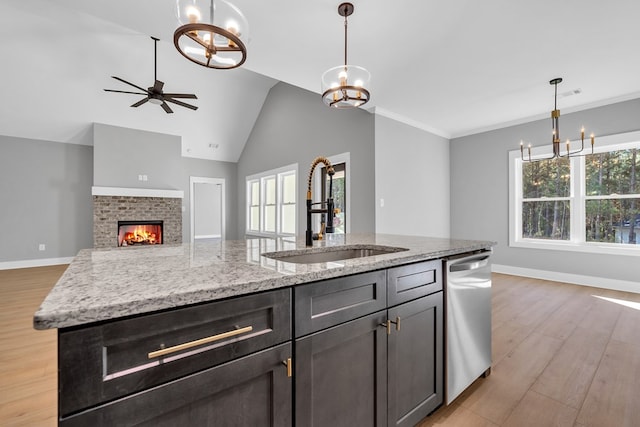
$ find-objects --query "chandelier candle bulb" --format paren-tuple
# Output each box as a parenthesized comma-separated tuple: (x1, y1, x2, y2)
(566, 139, 570, 154)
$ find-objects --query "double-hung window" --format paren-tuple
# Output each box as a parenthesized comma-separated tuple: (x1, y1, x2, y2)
(510, 131, 640, 255)
(246, 164, 298, 237)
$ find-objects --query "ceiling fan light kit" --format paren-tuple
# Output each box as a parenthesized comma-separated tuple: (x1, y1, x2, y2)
(174, 0, 249, 69)
(104, 36, 198, 113)
(520, 77, 595, 162)
(321, 2, 371, 109)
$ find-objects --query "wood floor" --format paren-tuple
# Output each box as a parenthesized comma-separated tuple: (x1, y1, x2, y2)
(421, 273, 640, 427)
(0, 265, 65, 427)
(1, 267, 639, 426)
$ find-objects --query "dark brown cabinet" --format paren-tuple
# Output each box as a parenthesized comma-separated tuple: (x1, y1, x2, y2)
(57, 260, 443, 426)
(58, 288, 292, 426)
(387, 292, 443, 427)
(295, 311, 389, 427)
(294, 261, 443, 427)
(60, 343, 292, 427)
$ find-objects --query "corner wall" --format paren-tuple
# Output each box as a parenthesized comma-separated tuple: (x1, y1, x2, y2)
(94, 123, 238, 241)
(374, 115, 450, 237)
(237, 82, 376, 237)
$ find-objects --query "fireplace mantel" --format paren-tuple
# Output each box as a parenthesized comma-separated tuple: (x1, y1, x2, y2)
(92, 186, 184, 199)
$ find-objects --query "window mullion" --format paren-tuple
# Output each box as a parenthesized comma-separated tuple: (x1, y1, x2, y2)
(572, 156, 585, 243)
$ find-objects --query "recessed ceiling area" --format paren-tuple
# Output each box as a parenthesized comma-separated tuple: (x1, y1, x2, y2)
(2, 0, 640, 161)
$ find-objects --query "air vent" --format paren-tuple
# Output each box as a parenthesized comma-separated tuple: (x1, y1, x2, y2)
(558, 88, 582, 98)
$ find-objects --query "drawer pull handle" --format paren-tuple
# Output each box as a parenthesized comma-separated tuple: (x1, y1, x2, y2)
(282, 357, 293, 377)
(148, 325, 254, 359)
(393, 316, 401, 331)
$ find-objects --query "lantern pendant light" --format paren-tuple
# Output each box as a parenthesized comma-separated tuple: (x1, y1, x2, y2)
(174, 0, 249, 69)
(321, 2, 371, 108)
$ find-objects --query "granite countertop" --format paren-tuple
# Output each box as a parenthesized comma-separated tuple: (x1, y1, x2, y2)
(33, 233, 494, 330)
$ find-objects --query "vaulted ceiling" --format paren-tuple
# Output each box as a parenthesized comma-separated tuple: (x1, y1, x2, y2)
(2, 0, 640, 162)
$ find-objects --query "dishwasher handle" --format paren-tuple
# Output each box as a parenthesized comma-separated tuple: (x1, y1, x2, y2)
(449, 255, 490, 272)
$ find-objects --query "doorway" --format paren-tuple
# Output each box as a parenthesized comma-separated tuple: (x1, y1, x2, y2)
(190, 177, 225, 244)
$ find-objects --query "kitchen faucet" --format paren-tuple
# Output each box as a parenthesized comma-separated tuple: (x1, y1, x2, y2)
(306, 156, 336, 247)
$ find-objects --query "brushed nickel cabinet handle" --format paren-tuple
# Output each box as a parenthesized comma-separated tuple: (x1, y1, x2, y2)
(148, 325, 254, 359)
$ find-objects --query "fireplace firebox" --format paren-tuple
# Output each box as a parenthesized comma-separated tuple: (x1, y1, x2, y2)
(117, 220, 163, 247)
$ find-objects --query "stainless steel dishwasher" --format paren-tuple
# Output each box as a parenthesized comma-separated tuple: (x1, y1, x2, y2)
(445, 249, 492, 405)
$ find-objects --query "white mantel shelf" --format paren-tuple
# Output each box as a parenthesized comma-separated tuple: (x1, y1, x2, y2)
(92, 186, 184, 199)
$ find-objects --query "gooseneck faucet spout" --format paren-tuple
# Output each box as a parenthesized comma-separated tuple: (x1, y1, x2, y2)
(306, 156, 336, 247)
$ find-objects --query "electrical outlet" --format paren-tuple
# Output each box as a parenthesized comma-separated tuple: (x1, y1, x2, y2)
(38, 243, 46, 251)
(380, 198, 385, 207)
(138, 174, 143, 181)
(143, 175, 148, 181)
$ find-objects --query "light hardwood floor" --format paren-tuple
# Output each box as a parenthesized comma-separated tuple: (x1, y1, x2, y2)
(0, 265, 64, 427)
(1, 267, 639, 426)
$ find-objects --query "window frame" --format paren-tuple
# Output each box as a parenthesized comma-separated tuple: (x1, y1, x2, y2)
(246, 164, 298, 238)
(509, 130, 640, 256)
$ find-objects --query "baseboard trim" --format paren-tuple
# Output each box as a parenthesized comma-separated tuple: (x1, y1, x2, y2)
(195, 234, 222, 239)
(0, 257, 73, 270)
(492, 264, 640, 294)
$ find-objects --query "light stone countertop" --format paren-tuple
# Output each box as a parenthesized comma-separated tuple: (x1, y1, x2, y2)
(33, 233, 494, 330)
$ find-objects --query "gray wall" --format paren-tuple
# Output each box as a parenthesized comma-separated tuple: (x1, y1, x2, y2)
(0, 135, 93, 262)
(375, 115, 450, 237)
(94, 123, 238, 241)
(94, 123, 182, 189)
(237, 82, 376, 237)
(450, 98, 640, 283)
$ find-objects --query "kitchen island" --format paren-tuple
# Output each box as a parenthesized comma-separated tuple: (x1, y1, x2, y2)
(35, 233, 494, 427)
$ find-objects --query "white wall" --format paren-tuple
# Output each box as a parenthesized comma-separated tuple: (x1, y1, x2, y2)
(374, 115, 450, 237)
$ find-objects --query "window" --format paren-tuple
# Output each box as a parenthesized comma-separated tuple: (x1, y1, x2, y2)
(510, 131, 640, 256)
(246, 164, 298, 237)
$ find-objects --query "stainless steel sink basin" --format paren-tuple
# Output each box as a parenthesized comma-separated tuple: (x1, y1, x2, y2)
(261, 245, 409, 264)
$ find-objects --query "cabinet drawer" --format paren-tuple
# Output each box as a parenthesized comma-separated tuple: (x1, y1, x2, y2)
(387, 260, 442, 307)
(60, 343, 293, 427)
(295, 270, 386, 337)
(59, 288, 291, 416)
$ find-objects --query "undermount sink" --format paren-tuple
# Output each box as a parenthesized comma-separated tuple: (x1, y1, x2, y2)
(261, 245, 409, 264)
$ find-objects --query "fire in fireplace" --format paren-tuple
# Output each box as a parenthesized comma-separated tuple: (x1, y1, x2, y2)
(117, 220, 163, 247)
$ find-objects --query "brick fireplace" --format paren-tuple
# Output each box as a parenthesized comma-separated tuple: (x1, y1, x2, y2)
(92, 187, 183, 248)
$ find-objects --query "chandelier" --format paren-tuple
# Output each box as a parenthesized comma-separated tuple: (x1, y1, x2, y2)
(174, 0, 248, 69)
(520, 78, 595, 162)
(321, 3, 371, 108)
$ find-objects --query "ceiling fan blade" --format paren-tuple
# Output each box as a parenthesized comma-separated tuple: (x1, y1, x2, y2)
(163, 93, 198, 99)
(165, 98, 198, 110)
(153, 80, 164, 93)
(161, 102, 174, 114)
(111, 76, 149, 94)
(104, 89, 148, 96)
(131, 98, 149, 108)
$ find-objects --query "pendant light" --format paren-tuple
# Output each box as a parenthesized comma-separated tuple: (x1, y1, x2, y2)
(321, 2, 371, 108)
(520, 78, 595, 162)
(174, 0, 249, 69)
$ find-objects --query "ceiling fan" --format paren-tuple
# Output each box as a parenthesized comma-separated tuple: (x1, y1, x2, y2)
(104, 36, 198, 113)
